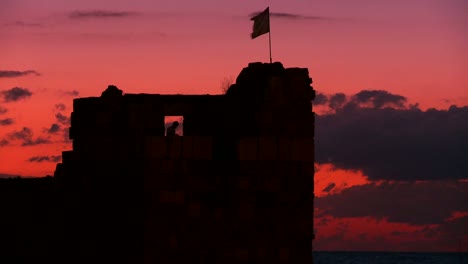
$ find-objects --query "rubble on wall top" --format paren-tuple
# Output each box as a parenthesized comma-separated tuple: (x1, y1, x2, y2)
(73, 62, 314, 114)
(101, 85, 123, 98)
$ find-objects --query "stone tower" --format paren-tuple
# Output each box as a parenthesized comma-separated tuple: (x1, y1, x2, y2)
(54, 62, 315, 263)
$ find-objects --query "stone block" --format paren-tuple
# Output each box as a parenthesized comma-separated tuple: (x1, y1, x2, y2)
(73, 97, 101, 113)
(186, 202, 202, 218)
(76, 137, 128, 161)
(167, 136, 182, 159)
(278, 247, 291, 262)
(144, 159, 162, 178)
(237, 138, 258, 160)
(257, 173, 281, 192)
(238, 203, 255, 222)
(161, 160, 175, 175)
(181, 136, 194, 159)
(159, 190, 184, 205)
(259, 137, 277, 160)
(145, 136, 167, 159)
(192, 137, 212, 160)
(292, 137, 314, 162)
(95, 111, 112, 129)
(62, 150, 75, 165)
(277, 137, 293, 160)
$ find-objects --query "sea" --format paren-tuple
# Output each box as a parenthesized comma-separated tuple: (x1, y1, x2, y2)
(313, 251, 467, 264)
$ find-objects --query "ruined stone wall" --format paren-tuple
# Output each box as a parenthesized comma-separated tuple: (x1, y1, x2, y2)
(143, 136, 313, 263)
(54, 62, 315, 263)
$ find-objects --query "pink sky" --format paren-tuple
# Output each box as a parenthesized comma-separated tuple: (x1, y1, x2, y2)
(0, 0, 467, 252)
(1, 0, 466, 173)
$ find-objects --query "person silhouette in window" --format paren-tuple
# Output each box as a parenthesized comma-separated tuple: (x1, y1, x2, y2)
(166, 121, 179, 136)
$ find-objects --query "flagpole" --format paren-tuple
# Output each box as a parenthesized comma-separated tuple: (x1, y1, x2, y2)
(268, 10, 272, 63)
(269, 32, 272, 63)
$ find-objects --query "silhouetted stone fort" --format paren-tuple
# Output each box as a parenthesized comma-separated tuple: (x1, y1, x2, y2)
(50, 62, 314, 263)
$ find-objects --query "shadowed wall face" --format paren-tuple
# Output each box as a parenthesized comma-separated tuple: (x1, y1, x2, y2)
(54, 62, 315, 263)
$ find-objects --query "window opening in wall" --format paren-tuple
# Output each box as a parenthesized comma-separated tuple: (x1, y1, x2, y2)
(164, 116, 184, 136)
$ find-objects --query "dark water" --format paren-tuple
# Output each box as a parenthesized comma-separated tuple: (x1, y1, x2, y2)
(313, 251, 467, 264)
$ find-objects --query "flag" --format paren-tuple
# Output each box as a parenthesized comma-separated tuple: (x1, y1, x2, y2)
(251, 7, 270, 39)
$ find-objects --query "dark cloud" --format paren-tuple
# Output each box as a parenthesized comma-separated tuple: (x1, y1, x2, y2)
(322, 183, 336, 193)
(0, 106, 7, 114)
(0, 173, 22, 178)
(391, 231, 407, 236)
(63, 127, 71, 142)
(55, 113, 70, 125)
(314, 217, 465, 252)
(0, 118, 14, 126)
(430, 215, 468, 248)
(0, 139, 8, 147)
(0, 117, 13, 125)
(328, 93, 346, 110)
(271, 12, 327, 20)
(46, 123, 61, 134)
(62, 90, 79, 97)
(353, 90, 407, 109)
(8, 127, 50, 146)
(51, 103, 71, 141)
(8, 127, 32, 141)
(3, 21, 42, 27)
(27, 155, 61, 163)
(69, 10, 139, 19)
(316, 181, 468, 225)
(1, 87, 33, 102)
(23, 137, 50, 146)
(313, 92, 328, 105)
(319, 90, 409, 111)
(249, 11, 328, 21)
(0, 70, 40, 78)
(55, 103, 66, 111)
(315, 90, 468, 181)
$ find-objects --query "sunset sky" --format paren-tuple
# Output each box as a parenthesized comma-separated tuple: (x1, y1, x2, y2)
(0, 0, 467, 252)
